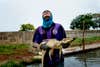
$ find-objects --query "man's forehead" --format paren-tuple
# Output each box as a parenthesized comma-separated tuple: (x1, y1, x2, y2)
(42, 10, 51, 14)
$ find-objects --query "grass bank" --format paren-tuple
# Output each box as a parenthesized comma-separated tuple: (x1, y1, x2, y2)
(71, 36, 100, 47)
(0, 60, 24, 67)
(0, 44, 28, 54)
(0, 44, 35, 67)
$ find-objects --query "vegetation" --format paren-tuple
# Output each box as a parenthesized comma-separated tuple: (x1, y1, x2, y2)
(70, 14, 93, 30)
(19, 23, 35, 31)
(92, 13, 100, 29)
(0, 44, 33, 66)
(0, 44, 28, 54)
(0, 60, 24, 67)
(71, 36, 100, 47)
(70, 13, 100, 30)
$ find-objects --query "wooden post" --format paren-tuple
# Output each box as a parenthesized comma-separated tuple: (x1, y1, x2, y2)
(82, 21, 85, 51)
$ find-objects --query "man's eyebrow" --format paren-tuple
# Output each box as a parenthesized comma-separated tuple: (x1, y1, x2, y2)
(43, 11, 51, 14)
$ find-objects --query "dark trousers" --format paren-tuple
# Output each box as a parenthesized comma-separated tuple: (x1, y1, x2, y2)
(43, 49, 64, 67)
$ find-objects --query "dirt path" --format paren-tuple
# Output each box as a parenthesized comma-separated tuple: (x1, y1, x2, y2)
(0, 49, 34, 65)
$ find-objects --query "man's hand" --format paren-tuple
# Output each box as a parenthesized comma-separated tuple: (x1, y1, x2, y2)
(33, 43, 39, 48)
(40, 41, 50, 50)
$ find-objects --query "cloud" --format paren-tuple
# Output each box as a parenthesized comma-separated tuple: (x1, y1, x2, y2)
(0, 0, 100, 31)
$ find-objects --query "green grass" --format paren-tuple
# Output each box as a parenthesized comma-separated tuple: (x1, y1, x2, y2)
(0, 60, 24, 67)
(0, 44, 28, 54)
(71, 36, 100, 47)
(85, 36, 100, 43)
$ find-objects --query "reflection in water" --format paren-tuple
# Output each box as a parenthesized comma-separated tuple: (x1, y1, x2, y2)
(27, 49, 100, 67)
(27, 63, 41, 67)
(75, 49, 100, 67)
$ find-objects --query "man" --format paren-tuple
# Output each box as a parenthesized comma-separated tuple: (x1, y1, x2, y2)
(33, 10, 66, 67)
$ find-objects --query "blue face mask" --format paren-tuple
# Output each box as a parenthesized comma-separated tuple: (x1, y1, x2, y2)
(42, 14, 53, 28)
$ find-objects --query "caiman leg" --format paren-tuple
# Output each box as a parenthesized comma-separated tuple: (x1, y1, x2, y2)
(42, 50, 46, 67)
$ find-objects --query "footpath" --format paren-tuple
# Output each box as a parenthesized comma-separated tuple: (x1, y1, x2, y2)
(63, 43, 100, 55)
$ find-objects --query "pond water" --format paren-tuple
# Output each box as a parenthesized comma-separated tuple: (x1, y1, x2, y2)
(27, 49, 100, 67)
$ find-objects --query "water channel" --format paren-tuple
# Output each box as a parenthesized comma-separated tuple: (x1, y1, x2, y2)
(27, 49, 100, 67)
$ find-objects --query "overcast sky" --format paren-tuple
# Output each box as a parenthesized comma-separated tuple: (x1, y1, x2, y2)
(0, 0, 100, 32)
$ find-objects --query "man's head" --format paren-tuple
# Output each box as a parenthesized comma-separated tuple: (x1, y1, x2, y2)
(42, 10, 53, 28)
(42, 10, 52, 21)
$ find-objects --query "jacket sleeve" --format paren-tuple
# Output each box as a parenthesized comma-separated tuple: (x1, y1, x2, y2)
(32, 27, 42, 44)
(55, 25, 66, 41)
(56, 25, 71, 48)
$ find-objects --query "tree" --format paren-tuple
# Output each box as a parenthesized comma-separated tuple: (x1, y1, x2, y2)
(91, 17, 100, 29)
(70, 14, 94, 30)
(92, 13, 100, 29)
(19, 23, 35, 31)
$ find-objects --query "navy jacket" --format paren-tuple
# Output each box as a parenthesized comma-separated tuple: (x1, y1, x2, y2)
(33, 23, 66, 44)
(33, 23, 66, 67)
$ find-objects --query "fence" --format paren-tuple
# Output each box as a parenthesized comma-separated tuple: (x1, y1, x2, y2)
(0, 30, 100, 44)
